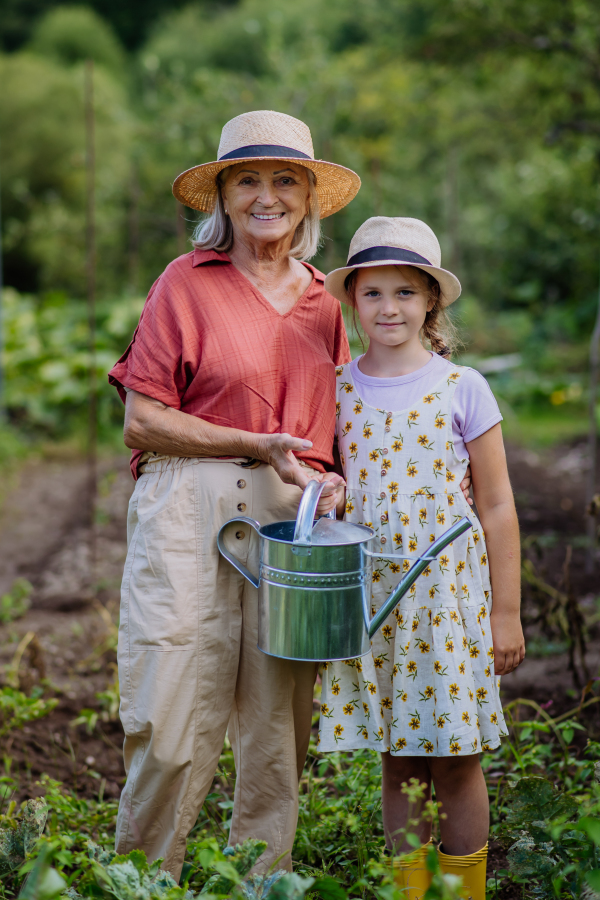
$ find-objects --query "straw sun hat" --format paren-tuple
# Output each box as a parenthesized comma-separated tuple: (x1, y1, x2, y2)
(325, 217, 462, 307)
(172, 110, 361, 219)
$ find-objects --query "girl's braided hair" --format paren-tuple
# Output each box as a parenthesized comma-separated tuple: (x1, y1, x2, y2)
(344, 265, 458, 358)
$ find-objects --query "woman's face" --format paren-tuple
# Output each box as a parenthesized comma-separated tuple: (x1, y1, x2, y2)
(221, 160, 311, 250)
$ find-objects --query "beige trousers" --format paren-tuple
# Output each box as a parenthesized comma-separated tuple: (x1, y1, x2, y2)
(115, 457, 316, 879)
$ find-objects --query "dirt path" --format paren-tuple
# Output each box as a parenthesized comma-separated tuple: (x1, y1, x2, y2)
(0, 441, 598, 805)
(0, 453, 133, 801)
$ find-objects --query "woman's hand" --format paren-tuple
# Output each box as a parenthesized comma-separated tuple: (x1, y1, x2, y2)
(460, 466, 473, 506)
(258, 435, 346, 513)
(490, 611, 526, 675)
(257, 433, 316, 488)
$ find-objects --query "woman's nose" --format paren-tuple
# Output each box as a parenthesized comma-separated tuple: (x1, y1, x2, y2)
(256, 181, 278, 206)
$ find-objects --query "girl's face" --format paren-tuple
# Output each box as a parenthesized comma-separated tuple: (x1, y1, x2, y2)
(354, 265, 433, 348)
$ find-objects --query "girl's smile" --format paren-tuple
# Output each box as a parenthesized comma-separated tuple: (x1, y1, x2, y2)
(354, 265, 434, 377)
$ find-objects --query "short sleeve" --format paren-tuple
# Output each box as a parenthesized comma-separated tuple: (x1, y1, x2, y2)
(108, 271, 191, 408)
(453, 369, 502, 444)
(332, 303, 352, 366)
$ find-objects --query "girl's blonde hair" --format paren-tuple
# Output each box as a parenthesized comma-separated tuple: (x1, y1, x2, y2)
(344, 265, 458, 358)
(192, 165, 322, 261)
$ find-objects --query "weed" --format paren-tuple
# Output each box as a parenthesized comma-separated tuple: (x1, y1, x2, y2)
(0, 686, 57, 740)
(0, 579, 32, 626)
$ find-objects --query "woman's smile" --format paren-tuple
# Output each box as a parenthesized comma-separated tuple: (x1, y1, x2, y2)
(251, 212, 285, 220)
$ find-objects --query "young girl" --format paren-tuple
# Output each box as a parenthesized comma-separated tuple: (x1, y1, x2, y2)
(318, 217, 525, 900)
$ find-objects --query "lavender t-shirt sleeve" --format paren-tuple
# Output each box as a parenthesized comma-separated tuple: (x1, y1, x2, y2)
(451, 368, 502, 459)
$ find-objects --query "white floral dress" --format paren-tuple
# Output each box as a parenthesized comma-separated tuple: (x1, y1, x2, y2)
(318, 362, 508, 757)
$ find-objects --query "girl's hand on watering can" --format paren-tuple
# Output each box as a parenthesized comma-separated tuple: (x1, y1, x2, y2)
(460, 465, 473, 505)
(314, 473, 346, 517)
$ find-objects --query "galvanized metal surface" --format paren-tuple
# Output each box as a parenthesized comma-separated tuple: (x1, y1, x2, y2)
(293, 479, 330, 544)
(216, 485, 473, 661)
(217, 514, 375, 661)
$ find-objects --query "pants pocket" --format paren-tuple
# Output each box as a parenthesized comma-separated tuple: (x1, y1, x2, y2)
(126, 486, 198, 650)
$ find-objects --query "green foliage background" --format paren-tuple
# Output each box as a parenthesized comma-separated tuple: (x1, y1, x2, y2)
(0, 0, 597, 441)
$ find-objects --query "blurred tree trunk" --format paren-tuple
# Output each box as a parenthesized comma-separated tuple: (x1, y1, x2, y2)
(445, 146, 461, 278)
(176, 201, 186, 257)
(128, 165, 140, 294)
(371, 156, 381, 216)
(586, 267, 600, 572)
(85, 59, 97, 572)
(0, 144, 4, 423)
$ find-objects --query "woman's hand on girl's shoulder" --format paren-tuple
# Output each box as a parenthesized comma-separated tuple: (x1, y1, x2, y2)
(490, 610, 526, 675)
(460, 466, 473, 505)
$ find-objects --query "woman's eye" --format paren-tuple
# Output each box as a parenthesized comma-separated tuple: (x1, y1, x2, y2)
(239, 178, 255, 185)
(277, 177, 295, 186)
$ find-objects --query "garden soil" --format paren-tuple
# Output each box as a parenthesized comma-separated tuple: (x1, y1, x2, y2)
(0, 441, 599, 894)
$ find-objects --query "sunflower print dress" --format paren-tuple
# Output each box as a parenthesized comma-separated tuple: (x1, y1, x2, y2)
(318, 362, 508, 757)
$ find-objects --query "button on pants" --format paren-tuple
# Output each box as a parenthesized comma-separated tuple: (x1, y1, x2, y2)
(115, 457, 317, 879)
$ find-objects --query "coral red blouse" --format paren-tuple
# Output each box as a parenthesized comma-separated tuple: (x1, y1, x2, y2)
(108, 249, 351, 479)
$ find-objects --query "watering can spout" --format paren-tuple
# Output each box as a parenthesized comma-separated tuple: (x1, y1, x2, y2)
(365, 517, 473, 639)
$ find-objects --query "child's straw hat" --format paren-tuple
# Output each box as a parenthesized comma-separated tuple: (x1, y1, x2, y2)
(325, 217, 462, 306)
(173, 110, 361, 219)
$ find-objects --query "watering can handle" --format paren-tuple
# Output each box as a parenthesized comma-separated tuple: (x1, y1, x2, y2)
(366, 516, 473, 638)
(293, 480, 335, 544)
(217, 517, 261, 589)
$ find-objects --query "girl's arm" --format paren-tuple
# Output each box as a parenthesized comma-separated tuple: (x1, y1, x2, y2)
(467, 423, 525, 676)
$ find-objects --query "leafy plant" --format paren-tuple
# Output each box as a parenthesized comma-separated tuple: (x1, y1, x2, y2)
(0, 579, 32, 625)
(17, 844, 67, 900)
(67, 842, 191, 900)
(0, 687, 58, 739)
(0, 798, 47, 877)
(500, 775, 600, 898)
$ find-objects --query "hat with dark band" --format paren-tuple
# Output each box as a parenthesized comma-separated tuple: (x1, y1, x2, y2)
(173, 110, 361, 219)
(324, 216, 462, 307)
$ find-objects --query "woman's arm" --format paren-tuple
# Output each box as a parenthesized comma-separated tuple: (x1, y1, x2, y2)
(124, 389, 339, 493)
(467, 423, 525, 676)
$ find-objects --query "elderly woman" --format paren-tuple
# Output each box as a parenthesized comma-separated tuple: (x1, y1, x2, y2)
(108, 111, 361, 879)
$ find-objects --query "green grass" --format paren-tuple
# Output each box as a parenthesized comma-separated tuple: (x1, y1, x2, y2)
(500, 407, 587, 448)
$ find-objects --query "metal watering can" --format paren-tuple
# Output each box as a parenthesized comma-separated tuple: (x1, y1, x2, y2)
(217, 480, 472, 662)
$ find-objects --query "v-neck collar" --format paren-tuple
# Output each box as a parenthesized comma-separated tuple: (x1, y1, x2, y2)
(192, 248, 323, 319)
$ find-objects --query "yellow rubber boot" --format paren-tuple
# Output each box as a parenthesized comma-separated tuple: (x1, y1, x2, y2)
(437, 843, 488, 900)
(391, 842, 432, 899)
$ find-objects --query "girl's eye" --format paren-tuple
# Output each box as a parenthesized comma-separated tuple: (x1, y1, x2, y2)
(365, 291, 380, 298)
(399, 290, 414, 297)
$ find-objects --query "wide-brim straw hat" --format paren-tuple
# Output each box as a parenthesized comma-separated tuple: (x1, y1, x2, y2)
(172, 110, 361, 219)
(325, 217, 462, 306)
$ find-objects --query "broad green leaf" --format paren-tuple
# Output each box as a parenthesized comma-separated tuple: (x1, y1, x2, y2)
(586, 870, 600, 891)
(212, 860, 243, 883)
(578, 817, 600, 846)
(312, 875, 348, 900)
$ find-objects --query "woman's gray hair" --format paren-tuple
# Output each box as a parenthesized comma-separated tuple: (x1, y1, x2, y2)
(191, 166, 322, 261)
